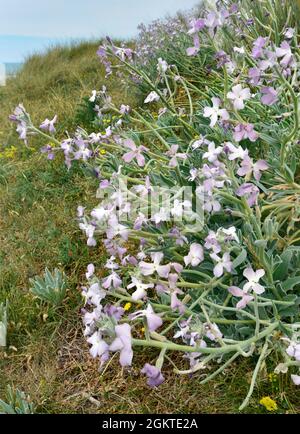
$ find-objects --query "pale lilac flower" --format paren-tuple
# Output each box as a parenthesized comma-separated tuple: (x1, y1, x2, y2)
(139, 252, 171, 278)
(203, 195, 222, 213)
(86, 264, 95, 280)
(224, 142, 248, 160)
(127, 277, 154, 301)
(252, 37, 268, 59)
(109, 324, 133, 367)
(157, 58, 168, 73)
(227, 84, 251, 110)
(204, 231, 221, 254)
(203, 142, 223, 163)
(236, 183, 260, 207)
(40, 115, 57, 134)
(285, 28, 295, 39)
(165, 144, 187, 167)
(204, 323, 223, 341)
(286, 341, 300, 361)
(141, 364, 165, 387)
(237, 156, 269, 181)
(87, 332, 109, 359)
(82, 282, 106, 307)
(120, 104, 131, 114)
(103, 305, 124, 321)
(184, 243, 204, 267)
(243, 268, 265, 295)
(77, 206, 85, 218)
(187, 18, 205, 35)
(233, 124, 258, 142)
(248, 67, 261, 85)
(210, 252, 232, 277)
(228, 286, 254, 309)
(275, 41, 293, 68)
(203, 97, 229, 127)
(186, 34, 200, 56)
(144, 91, 160, 103)
(261, 87, 278, 106)
(122, 138, 148, 167)
(102, 272, 122, 289)
(291, 375, 300, 385)
(258, 50, 276, 71)
(130, 304, 163, 332)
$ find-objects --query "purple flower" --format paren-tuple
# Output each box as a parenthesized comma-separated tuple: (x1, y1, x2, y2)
(141, 364, 165, 387)
(210, 252, 232, 277)
(109, 323, 133, 367)
(40, 115, 57, 134)
(275, 41, 294, 68)
(204, 231, 221, 254)
(184, 243, 204, 267)
(237, 156, 268, 181)
(248, 67, 261, 85)
(122, 138, 148, 167)
(233, 124, 258, 142)
(86, 264, 95, 280)
(236, 183, 260, 207)
(165, 144, 187, 167)
(261, 87, 278, 106)
(252, 37, 268, 59)
(102, 272, 122, 289)
(187, 18, 205, 35)
(228, 286, 254, 309)
(103, 304, 124, 321)
(186, 35, 200, 57)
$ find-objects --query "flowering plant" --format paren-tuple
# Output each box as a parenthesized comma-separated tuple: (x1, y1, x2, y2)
(10, 0, 300, 409)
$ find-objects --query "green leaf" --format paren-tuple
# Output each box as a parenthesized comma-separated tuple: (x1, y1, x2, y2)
(281, 276, 300, 291)
(232, 249, 247, 269)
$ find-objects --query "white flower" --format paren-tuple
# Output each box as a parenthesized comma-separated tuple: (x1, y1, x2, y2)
(184, 243, 204, 267)
(291, 374, 300, 385)
(286, 341, 300, 361)
(87, 332, 109, 358)
(89, 90, 97, 102)
(203, 97, 229, 127)
(243, 268, 265, 295)
(203, 142, 223, 163)
(127, 277, 154, 301)
(227, 84, 251, 110)
(225, 142, 248, 160)
(233, 46, 245, 54)
(157, 58, 168, 73)
(144, 91, 160, 104)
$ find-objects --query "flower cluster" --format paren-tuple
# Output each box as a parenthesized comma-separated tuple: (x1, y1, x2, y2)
(9, 0, 300, 409)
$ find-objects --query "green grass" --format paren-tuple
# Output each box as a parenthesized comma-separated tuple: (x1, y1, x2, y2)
(0, 39, 299, 414)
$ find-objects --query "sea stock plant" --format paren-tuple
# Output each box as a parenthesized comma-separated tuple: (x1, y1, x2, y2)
(8, 0, 300, 409)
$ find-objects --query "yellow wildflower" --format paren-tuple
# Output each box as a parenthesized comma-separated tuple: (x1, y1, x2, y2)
(124, 303, 132, 311)
(100, 149, 107, 155)
(268, 373, 278, 383)
(260, 396, 278, 411)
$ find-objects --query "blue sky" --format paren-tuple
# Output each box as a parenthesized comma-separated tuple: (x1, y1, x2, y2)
(0, 0, 199, 62)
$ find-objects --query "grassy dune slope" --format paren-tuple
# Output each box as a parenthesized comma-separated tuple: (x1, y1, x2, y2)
(0, 42, 299, 414)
